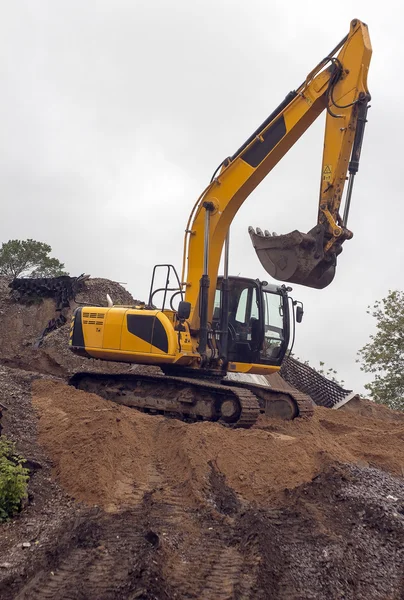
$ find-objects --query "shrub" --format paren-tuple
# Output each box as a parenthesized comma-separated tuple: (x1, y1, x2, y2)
(0, 437, 29, 521)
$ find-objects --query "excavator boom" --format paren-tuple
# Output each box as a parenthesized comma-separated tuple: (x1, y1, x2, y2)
(184, 18, 372, 328)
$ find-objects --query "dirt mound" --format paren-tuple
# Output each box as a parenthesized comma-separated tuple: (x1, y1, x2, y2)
(0, 368, 402, 599)
(74, 277, 138, 307)
(3, 464, 403, 600)
(0, 276, 136, 377)
(234, 465, 404, 599)
(3, 374, 403, 600)
(32, 380, 404, 512)
(32, 380, 156, 511)
(340, 394, 404, 421)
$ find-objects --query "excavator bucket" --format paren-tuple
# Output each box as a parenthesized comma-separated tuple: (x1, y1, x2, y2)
(248, 226, 337, 289)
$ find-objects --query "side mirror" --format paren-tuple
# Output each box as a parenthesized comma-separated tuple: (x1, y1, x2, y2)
(177, 301, 191, 320)
(296, 305, 304, 323)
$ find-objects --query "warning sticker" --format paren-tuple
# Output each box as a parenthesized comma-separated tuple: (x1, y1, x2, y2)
(322, 164, 332, 182)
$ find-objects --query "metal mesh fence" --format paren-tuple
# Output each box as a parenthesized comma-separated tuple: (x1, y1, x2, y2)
(280, 355, 356, 408)
(10, 275, 88, 310)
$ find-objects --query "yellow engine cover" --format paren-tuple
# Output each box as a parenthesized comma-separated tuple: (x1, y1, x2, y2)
(69, 306, 196, 366)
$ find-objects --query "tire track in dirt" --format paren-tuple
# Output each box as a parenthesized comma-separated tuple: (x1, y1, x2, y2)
(14, 509, 172, 600)
(140, 434, 255, 599)
(16, 548, 90, 600)
(14, 418, 257, 600)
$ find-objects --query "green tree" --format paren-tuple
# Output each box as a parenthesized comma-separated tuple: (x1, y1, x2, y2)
(358, 290, 404, 411)
(0, 239, 68, 278)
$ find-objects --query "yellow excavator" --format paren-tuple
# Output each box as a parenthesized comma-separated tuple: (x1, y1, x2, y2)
(69, 19, 372, 427)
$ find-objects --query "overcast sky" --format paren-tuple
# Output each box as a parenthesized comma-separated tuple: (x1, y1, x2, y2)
(1, 1, 402, 393)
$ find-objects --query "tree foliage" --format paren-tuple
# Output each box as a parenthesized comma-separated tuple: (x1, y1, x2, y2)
(0, 239, 68, 278)
(0, 437, 29, 521)
(316, 361, 345, 387)
(358, 290, 404, 411)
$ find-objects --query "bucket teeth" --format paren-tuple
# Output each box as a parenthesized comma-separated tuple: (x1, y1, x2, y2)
(249, 227, 279, 238)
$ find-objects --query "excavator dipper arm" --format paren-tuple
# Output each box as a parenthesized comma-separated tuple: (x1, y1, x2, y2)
(183, 19, 372, 329)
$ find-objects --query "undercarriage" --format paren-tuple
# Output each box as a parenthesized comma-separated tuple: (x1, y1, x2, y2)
(69, 371, 314, 428)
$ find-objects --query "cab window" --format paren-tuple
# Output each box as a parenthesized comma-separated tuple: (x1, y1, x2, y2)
(261, 291, 284, 360)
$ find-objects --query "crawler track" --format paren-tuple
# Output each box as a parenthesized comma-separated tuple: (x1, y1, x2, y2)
(69, 372, 261, 428)
(69, 370, 313, 427)
(228, 379, 314, 420)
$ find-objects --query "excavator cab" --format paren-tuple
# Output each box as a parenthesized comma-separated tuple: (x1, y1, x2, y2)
(248, 225, 338, 290)
(213, 277, 294, 367)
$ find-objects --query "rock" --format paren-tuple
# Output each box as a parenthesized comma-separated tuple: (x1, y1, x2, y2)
(145, 530, 160, 548)
(23, 458, 43, 472)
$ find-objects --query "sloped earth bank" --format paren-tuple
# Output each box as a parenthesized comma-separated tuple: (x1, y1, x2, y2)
(0, 276, 136, 376)
(0, 371, 403, 600)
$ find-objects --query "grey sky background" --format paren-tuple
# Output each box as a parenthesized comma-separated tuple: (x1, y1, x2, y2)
(1, 1, 402, 392)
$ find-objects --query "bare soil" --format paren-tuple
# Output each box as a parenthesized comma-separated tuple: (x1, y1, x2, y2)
(0, 279, 403, 599)
(32, 380, 404, 511)
(0, 276, 136, 376)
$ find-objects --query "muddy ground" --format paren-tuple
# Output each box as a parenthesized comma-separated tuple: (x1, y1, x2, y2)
(0, 278, 403, 599)
(0, 370, 403, 600)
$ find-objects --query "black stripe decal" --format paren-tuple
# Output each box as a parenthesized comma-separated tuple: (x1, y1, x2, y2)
(152, 318, 169, 353)
(241, 115, 287, 168)
(231, 91, 296, 161)
(127, 314, 154, 345)
(126, 314, 169, 353)
(72, 307, 85, 347)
